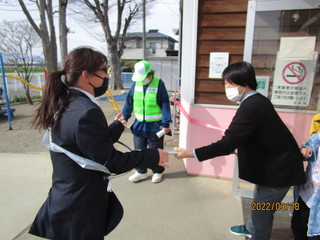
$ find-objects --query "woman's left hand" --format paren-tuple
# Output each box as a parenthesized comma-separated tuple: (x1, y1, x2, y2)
(114, 113, 123, 121)
(114, 113, 127, 126)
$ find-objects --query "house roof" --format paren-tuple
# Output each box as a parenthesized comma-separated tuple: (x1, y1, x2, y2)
(124, 29, 178, 42)
(2, 54, 44, 63)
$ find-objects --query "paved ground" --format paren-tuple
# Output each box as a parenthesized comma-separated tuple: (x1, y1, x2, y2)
(0, 97, 294, 240)
(1, 151, 247, 240)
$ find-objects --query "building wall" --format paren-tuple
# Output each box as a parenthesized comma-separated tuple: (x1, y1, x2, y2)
(179, 0, 318, 179)
(148, 57, 179, 91)
(195, 0, 248, 104)
(122, 37, 176, 59)
(121, 48, 168, 60)
(120, 57, 178, 92)
(121, 49, 143, 59)
(124, 39, 138, 48)
(179, 99, 313, 179)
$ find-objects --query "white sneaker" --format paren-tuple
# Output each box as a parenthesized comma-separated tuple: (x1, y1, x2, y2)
(152, 173, 163, 183)
(128, 171, 148, 182)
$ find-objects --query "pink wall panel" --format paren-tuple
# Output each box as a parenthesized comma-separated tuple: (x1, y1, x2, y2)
(180, 101, 314, 179)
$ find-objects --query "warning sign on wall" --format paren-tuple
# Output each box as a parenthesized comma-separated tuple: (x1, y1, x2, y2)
(271, 57, 317, 107)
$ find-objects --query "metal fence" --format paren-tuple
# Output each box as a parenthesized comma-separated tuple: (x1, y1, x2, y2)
(2, 70, 177, 100)
(3, 73, 133, 99)
(3, 73, 45, 99)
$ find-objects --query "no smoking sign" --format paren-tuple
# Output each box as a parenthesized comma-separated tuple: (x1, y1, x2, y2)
(271, 57, 317, 107)
(282, 62, 307, 85)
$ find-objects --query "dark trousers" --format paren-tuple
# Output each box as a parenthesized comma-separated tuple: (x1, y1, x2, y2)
(133, 135, 165, 174)
(246, 185, 290, 240)
(291, 197, 320, 240)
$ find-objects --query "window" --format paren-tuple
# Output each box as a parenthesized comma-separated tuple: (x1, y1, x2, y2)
(244, 0, 320, 111)
(149, 42, 161, 49)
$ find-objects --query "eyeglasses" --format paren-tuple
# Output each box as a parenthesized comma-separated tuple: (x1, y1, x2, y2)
(96, 67, 109, 74)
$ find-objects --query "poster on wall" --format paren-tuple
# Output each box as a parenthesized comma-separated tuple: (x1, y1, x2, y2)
(209, 52, 229, 78)
(271, 57, 317, 107)
(256, 76, 270, 97)
(271, 37, 318, 107)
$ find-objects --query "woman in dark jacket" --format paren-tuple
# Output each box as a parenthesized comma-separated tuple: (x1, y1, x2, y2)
(174, 61, 305, 240)
(29, 47, 169, 240)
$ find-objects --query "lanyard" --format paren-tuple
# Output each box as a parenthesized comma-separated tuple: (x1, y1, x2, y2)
(42, 130, 113, 192)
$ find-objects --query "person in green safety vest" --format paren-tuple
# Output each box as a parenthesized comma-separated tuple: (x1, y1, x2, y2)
(122, 60, 171, 183)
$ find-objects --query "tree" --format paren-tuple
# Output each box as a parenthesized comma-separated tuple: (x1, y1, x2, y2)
(59, 0, 69, 66)
(0, 20, 41, 105)
(18, 0, 70, 73)
(81, 0, 140, 90)
(18, 0, 58, 74)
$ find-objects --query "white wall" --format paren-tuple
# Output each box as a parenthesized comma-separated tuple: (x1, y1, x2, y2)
(4, 73, 44, 99)
(148, 57, 179, 91)
(180, 0, 198, 104)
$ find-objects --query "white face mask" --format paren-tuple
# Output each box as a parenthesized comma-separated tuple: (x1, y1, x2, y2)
(141, 77, 151, 85)
(225, 86, 243, 102)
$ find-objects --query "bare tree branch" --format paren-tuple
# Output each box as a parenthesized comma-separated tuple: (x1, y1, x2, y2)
(0, 20, 41, 105)
(79, 0, 141, 89)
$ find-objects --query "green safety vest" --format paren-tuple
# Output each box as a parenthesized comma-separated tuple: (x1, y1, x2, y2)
(133, 76, 162, 122)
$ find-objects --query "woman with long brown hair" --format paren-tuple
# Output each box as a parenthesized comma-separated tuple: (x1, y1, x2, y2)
(29, 47, 169, 240)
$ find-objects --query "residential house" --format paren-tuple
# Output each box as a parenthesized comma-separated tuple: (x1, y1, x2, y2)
(121, 29, 178, 60)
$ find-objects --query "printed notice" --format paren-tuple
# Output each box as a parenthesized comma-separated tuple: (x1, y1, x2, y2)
(271, 37, 317, 107)
(209, 52, 229, 78)
(271, 56, 317, 107)
(256, 76, 270, 97)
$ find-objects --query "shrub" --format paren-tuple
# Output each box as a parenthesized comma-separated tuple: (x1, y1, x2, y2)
(11, 96, 27, 103)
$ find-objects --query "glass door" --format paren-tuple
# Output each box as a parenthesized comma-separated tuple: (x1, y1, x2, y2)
(244, 0, 320, 111)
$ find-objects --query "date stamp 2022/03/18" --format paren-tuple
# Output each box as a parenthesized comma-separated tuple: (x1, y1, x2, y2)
(251, 202, 300, 211)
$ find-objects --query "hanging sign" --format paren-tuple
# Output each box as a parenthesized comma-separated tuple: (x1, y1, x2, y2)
(271, 37, 317, 107)
(282, 62, 306, 84)
(271, 57, 317, 107)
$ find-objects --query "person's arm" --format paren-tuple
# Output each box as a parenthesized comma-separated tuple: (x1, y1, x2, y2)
(174, 147, 195, 159)
(108, 119, 125, 143)
(180, 99, 258, 162)
(157, 80, 171, 133)
(76, 107, 169, 174)
(302, 132, 320, 161)
(122, 83, 135, 122)
(300, 134, 319, 172)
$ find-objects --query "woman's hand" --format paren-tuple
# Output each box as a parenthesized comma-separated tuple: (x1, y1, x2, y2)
(114, 113, 127, 126)
(114, 113, 123, 121)
(174, 147, 195, 159)
(157, 149, 169, 167)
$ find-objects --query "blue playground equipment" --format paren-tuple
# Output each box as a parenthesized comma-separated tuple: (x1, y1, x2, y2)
(0, 52, 13, 130)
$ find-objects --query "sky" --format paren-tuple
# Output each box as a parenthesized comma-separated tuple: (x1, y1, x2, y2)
(0, 0, 180, 62)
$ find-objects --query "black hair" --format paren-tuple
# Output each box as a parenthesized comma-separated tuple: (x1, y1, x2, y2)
(222, 61, 257, 90)
(33, 47, 107, 130)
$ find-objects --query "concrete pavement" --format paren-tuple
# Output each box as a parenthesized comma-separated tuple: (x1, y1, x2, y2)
(1, 152, 245, 240)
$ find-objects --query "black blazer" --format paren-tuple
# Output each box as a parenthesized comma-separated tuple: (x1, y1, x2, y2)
(29, 91, 160, 240)
(195, 93, 306, 187)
